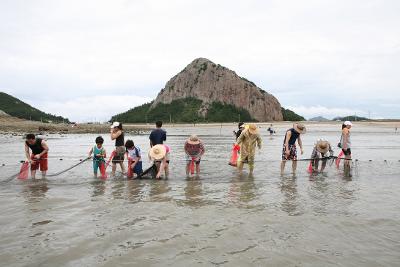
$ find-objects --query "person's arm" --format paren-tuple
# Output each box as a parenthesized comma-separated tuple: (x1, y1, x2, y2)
(284, 131, 291, 156)
(149, 132, 154, 147)
(200, 142, 205, 156)
(298, 135, 304, 155)
(25, 143, 32, 163)
(156, 158, 167, 178)
(88, 147, 93, 158)
(328, 145, 334, 157)
(110, 130, 121, 140)
(163, 131, 166, 142)
(342, 130, 348, 150)
(310, 147, 317, 170)
(257, 134, 262, 150)
(236, 132, 245, 146)
(35, 141, 49, 159)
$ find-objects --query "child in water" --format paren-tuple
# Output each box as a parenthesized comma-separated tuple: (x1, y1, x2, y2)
(88, 136, 107, 178)
(310, 139, 334, 173)
(125, 140, 143, 178)
(184, 135, 205, 176)
(149, 144, 170, 179)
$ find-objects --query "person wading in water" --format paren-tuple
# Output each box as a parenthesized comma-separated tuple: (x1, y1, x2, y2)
(110, 122, 126, 176)
(281, 123, 306, 175)
(24, 134, 49, 179)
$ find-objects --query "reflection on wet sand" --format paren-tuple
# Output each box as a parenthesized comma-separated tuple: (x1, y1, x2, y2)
(183, 177, 204, 207)
(228, 173, 257, 206)
(126, 180, 146, 203)
(90, 179, 106, 197)
(279, 176, 301, 216)
(21, 179, 49, 203)
(148, 180, 172, 202)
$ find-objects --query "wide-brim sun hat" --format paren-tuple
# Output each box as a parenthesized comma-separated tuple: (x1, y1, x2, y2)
(316, 140, 330, 154)
(110, 121, 120, 129)
(188, 134, 200, 145)
(149, 144, 166, 160)
(344, 121, 353, 126)
(248, 124, 258, 134)
(294, 123, 306, 134)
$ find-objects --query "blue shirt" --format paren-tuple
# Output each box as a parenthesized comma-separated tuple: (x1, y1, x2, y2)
(149, 128, 167, 146)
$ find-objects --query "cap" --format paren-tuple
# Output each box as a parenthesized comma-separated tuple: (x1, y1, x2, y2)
(110, 122, 120, 128)
(344, 121, 353, 126)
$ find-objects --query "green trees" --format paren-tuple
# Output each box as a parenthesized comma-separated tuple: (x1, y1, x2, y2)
(281, 108, 306, 121)
(0, 92, 69, 123)
(111, 98, 255, 123)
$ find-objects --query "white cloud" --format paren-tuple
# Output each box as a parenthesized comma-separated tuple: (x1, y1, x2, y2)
(0, 0, 399, 119)
(33, 95, 152, 122)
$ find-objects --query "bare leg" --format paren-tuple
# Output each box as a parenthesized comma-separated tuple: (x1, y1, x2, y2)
(119, 162, 126, 174)
(164, 163, 169, 178)
(94, 172, 98, 178)
(31, 170, 36, 179)
(238, 161, 244, 173)
(196, 163, 200, 175)
(186, 162, 190, 176)
(280, 161, 286, 174)
(292, 161, 297, 174)
(111, 163, 116, 176)
(41, 171, 46, 179)
(249, 163, 254, 174)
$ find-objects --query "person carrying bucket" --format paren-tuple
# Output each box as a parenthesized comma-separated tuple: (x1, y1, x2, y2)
(281, 123, 306, 175)
(235, 124, 262, 174)
(110, 122, 126, 176)
(88, 136, 107, 178)
(184, 135, 205, 177)
(309, 139, 334, 173)
(23, 134, 49, 179)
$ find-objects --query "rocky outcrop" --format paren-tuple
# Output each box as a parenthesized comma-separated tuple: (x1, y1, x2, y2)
(151, 58, 283, 121)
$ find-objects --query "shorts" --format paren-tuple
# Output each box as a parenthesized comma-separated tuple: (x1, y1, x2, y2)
(131, 161, 143, 175)
(282, 144, 297, 160)
(112, 146, 125, 163)
(30, 153, 48, 171)
(342, 148, 351, 156)
(155, 152, 170, 164)
(93, 159, 105, 173)
(186, 154, 201, 164)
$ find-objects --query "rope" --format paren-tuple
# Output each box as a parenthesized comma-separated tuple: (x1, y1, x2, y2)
(46, 157, 91, 177)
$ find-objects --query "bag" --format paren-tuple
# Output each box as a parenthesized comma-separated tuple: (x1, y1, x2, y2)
(229, 144, 240, 167)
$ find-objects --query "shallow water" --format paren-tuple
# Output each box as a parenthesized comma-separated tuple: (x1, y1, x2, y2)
(1, 123, 400, 266)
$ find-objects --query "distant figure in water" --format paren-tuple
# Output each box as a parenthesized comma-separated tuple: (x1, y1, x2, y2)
(235, 124, 262, 174)
(267, 124, 275, 135)
(88, 136, 106, 178)
(233, 122, 245, 140)
(149, 144, 170, 179)
(184, 135, 205, 177)
(149, 120, 167, 147)
(340, 121, 352, 175)
(110, 122, 125, 176)
(310, 139, 334, 173)
(396, 126, 398, 134)
(24, 133, 49, 179)
(281, 123, 306, 175)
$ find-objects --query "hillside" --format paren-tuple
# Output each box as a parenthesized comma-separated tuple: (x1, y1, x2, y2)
(0, 92, 69, 123)
(309, 116, 329, 122)
(333, 115, 369, 121)
(111, 98, 255, 123)
(112, 58, 305, 123)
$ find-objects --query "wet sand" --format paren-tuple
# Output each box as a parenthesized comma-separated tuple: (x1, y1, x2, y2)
(0, 123, 399, 266)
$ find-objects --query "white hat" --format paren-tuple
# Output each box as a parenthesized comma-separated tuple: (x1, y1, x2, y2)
(344, 121, 353, 126)
(110, 122, 120, 128)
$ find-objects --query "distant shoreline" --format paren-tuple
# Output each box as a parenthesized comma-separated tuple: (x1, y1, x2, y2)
(1, 116, 398, 135)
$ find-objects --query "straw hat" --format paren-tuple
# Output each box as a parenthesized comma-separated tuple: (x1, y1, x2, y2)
(294, 123, 306, 134)
(149, 144, 166, 160)
(248, 124, 258, 135)
(316, 140, 330, 154)
(187, 134, 200, 145)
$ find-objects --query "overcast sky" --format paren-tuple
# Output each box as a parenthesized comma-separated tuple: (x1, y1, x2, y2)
(1, 0, 399, 121)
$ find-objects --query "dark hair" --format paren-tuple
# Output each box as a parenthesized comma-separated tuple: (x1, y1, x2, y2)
(117, 123, 123, 130)
(238, 122, 244, 128)
(125, 139, 134, 149)
(95, 136, 104, 144)
(342, 124, 347, 129)
(26, 133, 35, 140)
(156, 121, 163, 128)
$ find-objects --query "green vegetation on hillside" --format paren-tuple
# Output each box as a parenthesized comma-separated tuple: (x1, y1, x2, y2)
(0, 92, 69, 123)
(333, 115, 369, 121)
(281, 108, 306, 121)
(111, 97, 255, 123)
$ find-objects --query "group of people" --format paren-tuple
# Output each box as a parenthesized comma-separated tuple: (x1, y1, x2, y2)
(232, 120, 353, 175)
(23, 120, 353, 179)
